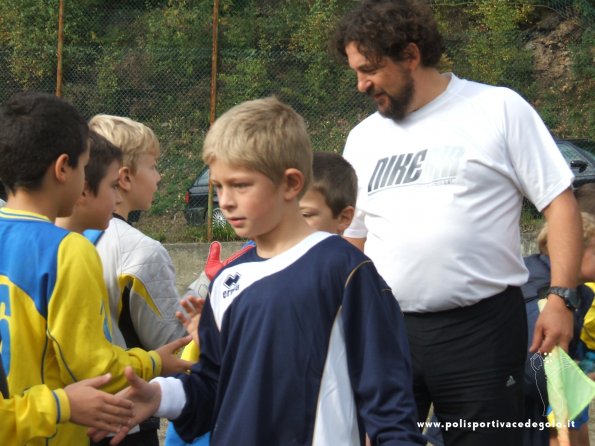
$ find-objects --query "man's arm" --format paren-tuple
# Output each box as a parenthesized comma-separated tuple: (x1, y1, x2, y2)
(531, 187, 582, 353)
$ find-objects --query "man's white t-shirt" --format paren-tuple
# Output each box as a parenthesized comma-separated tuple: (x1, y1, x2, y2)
(343, 74, 573, 312)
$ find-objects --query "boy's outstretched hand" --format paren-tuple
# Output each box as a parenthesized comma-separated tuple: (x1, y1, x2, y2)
(156, 336, 193, 375)
(176, 295, 205, 346)
(88, 367, 162, 445)
(66, 373, 134, 432)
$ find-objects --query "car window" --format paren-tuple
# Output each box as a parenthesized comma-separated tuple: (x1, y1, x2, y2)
(195, 168, 210, 187)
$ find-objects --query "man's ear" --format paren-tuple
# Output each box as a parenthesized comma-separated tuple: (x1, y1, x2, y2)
(337, 205, 355, 235)
(283, 168, 305, 200)
(402, 42, 421, 70)
(53, 154, 71, 184)
(118, 166, 132, 192)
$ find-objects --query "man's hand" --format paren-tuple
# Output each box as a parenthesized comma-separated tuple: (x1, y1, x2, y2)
(88, 367, 162, 445)
(176, 296, 205, 346)
(156, 336, 193, 376)
(530, 296, 573, 353)
(66, 373, 133, 433)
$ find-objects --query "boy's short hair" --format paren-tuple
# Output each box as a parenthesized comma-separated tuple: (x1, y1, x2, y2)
(86, 130, 123, 196)
(0, 91, 88, 192)
(538, 212, 595, 255)
(88, 114, 160, 173)
(311, 151, 357, 217)
(574, 183, 595, 215)
(202, 97, 312, 197)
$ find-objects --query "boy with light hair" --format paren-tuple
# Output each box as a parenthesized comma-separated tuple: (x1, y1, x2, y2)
(523, 212, 595, 446)
(88, 114, 188, 446)
(91, 97, 424, 446)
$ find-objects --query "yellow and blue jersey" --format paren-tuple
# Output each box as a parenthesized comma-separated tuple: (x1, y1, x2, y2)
(0, 208, 162, 445)
(0, 385, 70, 445)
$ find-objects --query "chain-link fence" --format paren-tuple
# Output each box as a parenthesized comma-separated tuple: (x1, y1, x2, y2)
(0, 0, 593, 242)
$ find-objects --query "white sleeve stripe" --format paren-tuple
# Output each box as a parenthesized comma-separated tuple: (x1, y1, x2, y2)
(151, 376, 187, 419)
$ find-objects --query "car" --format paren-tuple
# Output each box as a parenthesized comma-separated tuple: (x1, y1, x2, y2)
(183, 166, 227, 227)
(555, 139, 595, 187)
(183, 139, 595, 226)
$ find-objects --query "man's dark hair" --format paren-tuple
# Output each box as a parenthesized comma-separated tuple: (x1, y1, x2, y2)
(333, 0, 444, 67)
(86, 130, 123, 196)
(311, 151, 358, 217)
(0, 91, 89, 193)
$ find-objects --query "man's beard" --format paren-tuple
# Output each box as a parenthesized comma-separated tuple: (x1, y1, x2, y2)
(368, 75, 415, 122)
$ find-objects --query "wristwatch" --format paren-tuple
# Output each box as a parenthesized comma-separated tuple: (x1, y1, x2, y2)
(547, 286, 580, 311)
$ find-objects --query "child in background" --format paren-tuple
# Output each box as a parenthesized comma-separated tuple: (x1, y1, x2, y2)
(573, 184, 595, 366)
(56, 130, 122, 233)
(88, 115, 189, 445)
(0, 91, 190, 445)
(91, 97, 424, 446)
(522, 212, 595, 446)
(299, 150, 356, 235)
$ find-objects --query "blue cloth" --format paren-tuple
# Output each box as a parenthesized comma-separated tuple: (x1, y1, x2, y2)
(164, 423, 210, 446)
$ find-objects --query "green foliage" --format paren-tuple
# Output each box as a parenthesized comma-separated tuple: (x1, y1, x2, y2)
(0, 0, 592, 239)
(437, 1, 536, 94)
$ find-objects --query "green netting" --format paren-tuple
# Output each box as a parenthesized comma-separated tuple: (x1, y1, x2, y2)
(0, 0, 592, 241)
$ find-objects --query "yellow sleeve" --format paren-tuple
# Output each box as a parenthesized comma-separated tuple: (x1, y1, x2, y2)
(0, 385, 70, 444)
(581, 283, 595, 350)
(46, 233, 161, 393)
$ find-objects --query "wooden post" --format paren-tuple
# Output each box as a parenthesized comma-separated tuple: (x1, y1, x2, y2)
(207, 0, 220, 241)
(55, 0, 65, 97)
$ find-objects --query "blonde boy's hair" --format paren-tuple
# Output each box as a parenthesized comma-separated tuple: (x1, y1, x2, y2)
(88, 114, 160, 173)
(202, 97, 312, 198)
(538, 212, 595, 255)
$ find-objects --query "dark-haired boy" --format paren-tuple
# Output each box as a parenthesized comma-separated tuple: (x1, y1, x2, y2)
(0, 91, 191, 445)
(56, 130, 122, 233)
(300, 151, 357, 235)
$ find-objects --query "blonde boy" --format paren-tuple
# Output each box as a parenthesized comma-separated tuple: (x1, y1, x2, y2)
(88, 115, 188, 445)
(0, 92, 189, 445)
(93, 97, 424, 446)
(88, 115, 185, 352)
(523, 212, 595, 445)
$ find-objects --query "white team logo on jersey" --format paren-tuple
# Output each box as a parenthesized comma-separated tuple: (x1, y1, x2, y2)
(223, 272, 241, 298)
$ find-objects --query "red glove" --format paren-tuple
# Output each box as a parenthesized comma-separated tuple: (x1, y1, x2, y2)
(204, 241, 255, 280)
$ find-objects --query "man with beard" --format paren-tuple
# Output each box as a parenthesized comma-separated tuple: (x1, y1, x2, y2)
(333, 1, 582, 445)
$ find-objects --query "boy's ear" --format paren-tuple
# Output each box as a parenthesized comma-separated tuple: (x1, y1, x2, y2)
(283, 168, 305, 200)
(118, 166, 132, 192)
(53, 154, 71, 184)
(337, 205, 355, 235)
(74, 183, 90, 208)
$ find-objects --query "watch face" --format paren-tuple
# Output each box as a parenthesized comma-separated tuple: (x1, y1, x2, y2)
(567, 290, 580, 308)
(549, 287, 580, 310)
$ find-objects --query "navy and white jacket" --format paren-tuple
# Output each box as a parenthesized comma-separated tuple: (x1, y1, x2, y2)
(167, 232, 423, 445)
